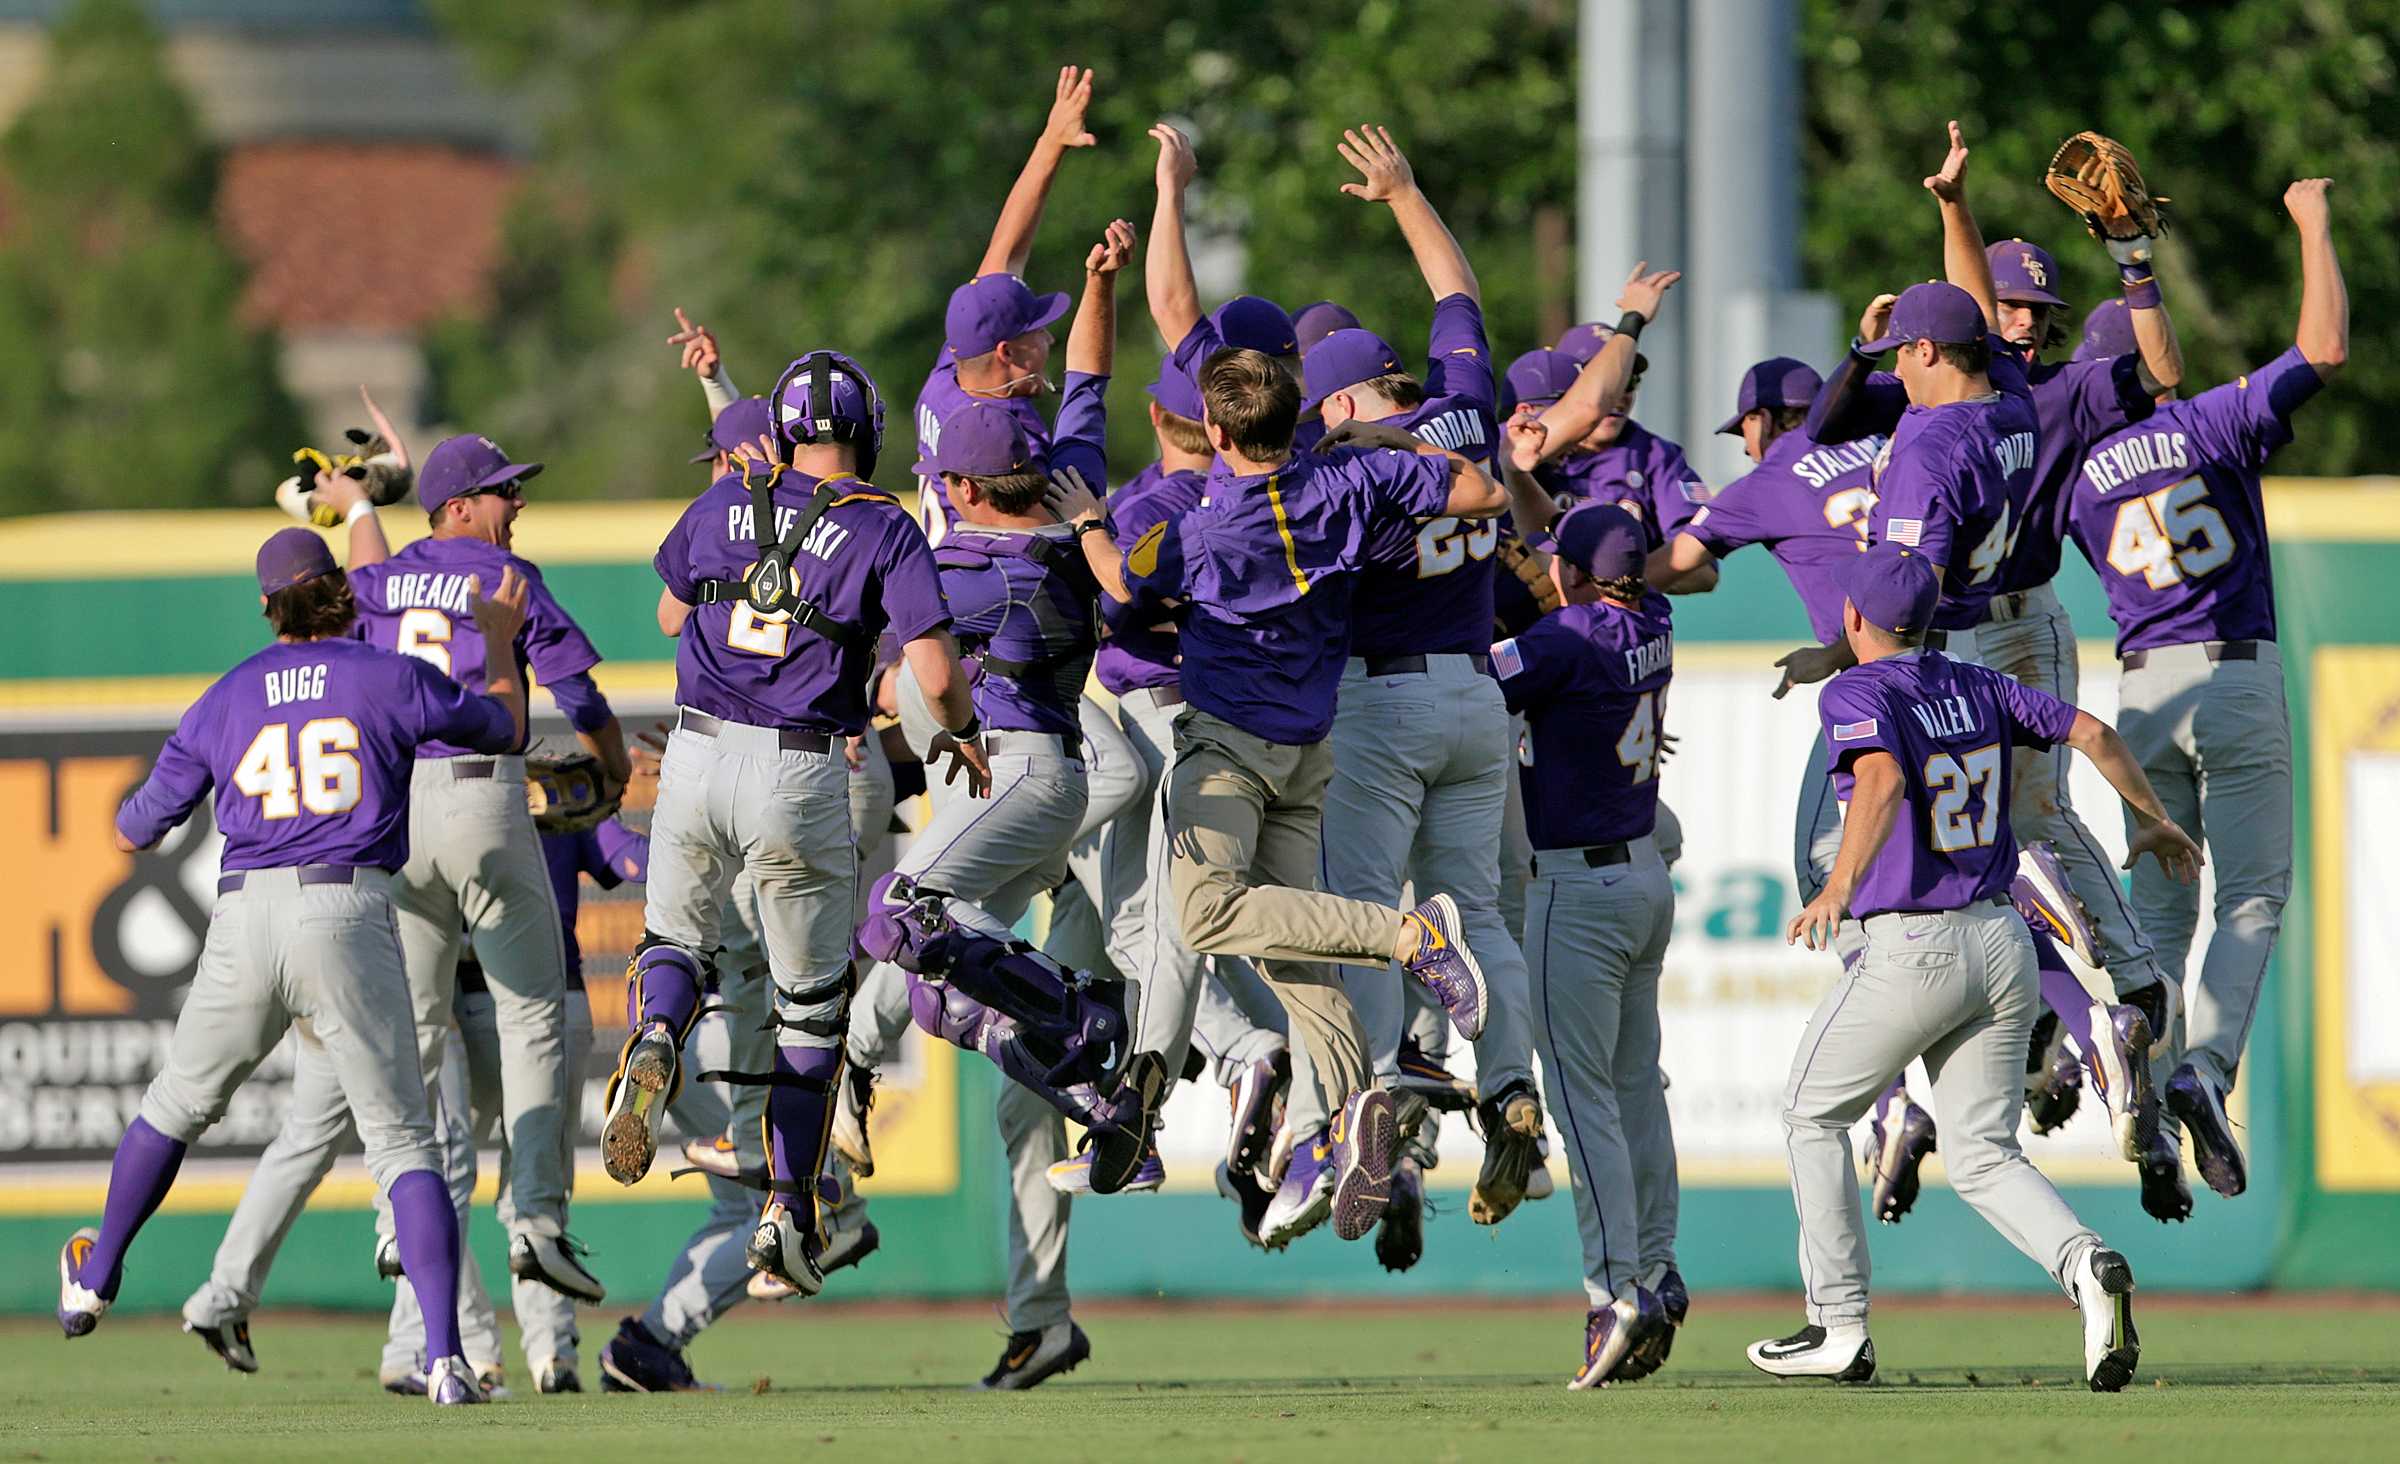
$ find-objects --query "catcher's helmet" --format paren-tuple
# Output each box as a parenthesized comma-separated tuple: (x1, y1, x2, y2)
(772, 350, 885, 479)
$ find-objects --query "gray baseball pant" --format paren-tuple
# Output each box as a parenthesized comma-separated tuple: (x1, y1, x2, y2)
(393, 755, 571, 1239)
(2117, 641, 2292, 1092)
(383, 1019, 505, 1378)
(1977, 585, 2166, 994)
(1525, 837, 1676, 1304)
(1780, 901, 2098, 1327)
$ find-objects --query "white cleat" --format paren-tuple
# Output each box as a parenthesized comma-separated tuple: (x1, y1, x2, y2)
(510, 1231, 605, 1303)
(1747, 1323, 1876, 1382)
(427, 1355, 488, 1406)
(2077, 1247, 2140, 1392)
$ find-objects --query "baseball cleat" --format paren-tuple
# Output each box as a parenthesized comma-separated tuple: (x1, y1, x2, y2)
(2136, 1127, 2194, 1223)
(511, 1231, 606, 1303)
(374, 1234, 404, 1280)
(1400, 894, 1488, 1040)
(1047, 1143, 1166, 1195)
(1868, 1095, 1938, 1225)
(57, 1227, 107, 1339)
(1525, 1136, 1555, 1200)
(2012, 842, 2101, 967)
(2166, 1065, 2247, 1198)
(831, 1063, 877, 1179)
(821, 1218, 881, 1277)
(1649, 1266, 1690, 1369)
(602, 1022, 679, 1186)
(1086, 1052, 1169, 1195)
(1260, 1131, 1336, 1248)
(186, 1317, 258, 1373)
(476, 1363, 510, 1400)
(1263, 1114, 1299, 1189)
(977, 1320, 1091, 1391)
(598, 1317, 713, 1392)
(2076, 1247, 2140, 1392)
(535, 1359, 580, 1394)
(2085, 1002, 2158, 1163)
(427, 1355, 486, 1407)
(1374, 1156, 1426, 1273)
(1748, 1323, 1876, 1381)
(746, 1199, 825, 1300)
(1215, 1160, 1275, 1250)
(381, 1356, 429, 1396)
(1393, 1035, 1477, 1113)
(1571, 1288, 1666, 1390)
(1224, 1051, 1289, 1178)
(2024, 1009, 2085, 1135)
(680, 1134, 743, 1180)
(1326, 1087, 1398, 1242)
(1470, 1083, 1545, 1226)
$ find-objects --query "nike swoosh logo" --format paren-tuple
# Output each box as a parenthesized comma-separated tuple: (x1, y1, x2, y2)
(1004, 1346, 1036, 1368)
(1904, 930, 1935, 941)
(1758, 1340, 1816, 1357)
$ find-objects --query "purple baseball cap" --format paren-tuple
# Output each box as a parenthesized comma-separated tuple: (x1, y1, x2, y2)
(691, 397, 775, 464)
(1860, 281, 1987, 354)
(419, 434, 543, 513)
(1555, 321, 1612, 366)
(1147, 360, 1204, 422)
(1988, 238, 2066, 308)
(1504, 348, 1579, 412)
(1553, 502, 1646, 581)
(1717, 356, 1825, 435)
(927, 401, 1036, 479)
(1839, 541, 1940, 637)
(1212, 296, 1298, 357)
(2074, 297, 2138, 363)
(944, 273, 1070, 360)
(257, 526, 337, 595)
(1300, 328, 1405, 415)
(1292, 299, 1361, 353)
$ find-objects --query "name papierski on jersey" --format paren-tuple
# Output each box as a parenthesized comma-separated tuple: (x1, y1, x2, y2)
(728, 499, 852, 558)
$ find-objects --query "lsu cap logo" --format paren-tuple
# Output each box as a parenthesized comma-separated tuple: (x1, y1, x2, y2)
(2020, 251, 2046, 287)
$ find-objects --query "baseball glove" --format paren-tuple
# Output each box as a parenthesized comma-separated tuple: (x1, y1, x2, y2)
(1496, 533, 1562, 615)
(274, 427, 415, 526)
(525, 741, 621, 834)
(2045, 131, 2171, 243)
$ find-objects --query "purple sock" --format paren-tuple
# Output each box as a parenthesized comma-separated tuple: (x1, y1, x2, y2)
(630, 944, 703, 1036)
(389, 1169, 465, 1363)
(83, 1117, 187, 1298)
(766, 1045, 842, 1212)
(2029, 924, 2102, 1055)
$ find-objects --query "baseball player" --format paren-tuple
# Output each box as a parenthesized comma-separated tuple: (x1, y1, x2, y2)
(1291, 123, 1548, 1237)
(2060, 178, 2347, 1214)
(1054, 344, 1504, 1248)
(60, 529, 531, 1408)
(616, 345, 979, 1308)
(1492, 503, 1681, 1388)
(1538, 315, 1712, 545)
(1756, 543, 2198, 1391)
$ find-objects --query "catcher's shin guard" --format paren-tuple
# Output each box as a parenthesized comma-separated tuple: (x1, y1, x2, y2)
(624, 939, 707, 1049)
(902, 971, 1115, 1131)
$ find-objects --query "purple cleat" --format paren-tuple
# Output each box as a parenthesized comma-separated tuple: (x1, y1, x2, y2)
(1570, 1288, 1666, 1390)
(1394, 1034, 1477, 1113)
(1327, 1087, 1398, 1242)
(2136, 1127, 2193, 1223)
(2085, 1002, 2159, 1163)
(1260, 1132, 1335, 1248)
(2023, 1009, 2084, 1136)
(1868, 1089, 1937, 1225)
(1224, 1052, 1289, 1179)
(1400, 894, 1488, 1041)
(2166, 1065, 2246, 1198)
(2012, 842, 2101, 966)
(1622, 1267, 1689, 1379)
(598, 1316, 714, 1392)
(1215, 1160, 1274, 1250)
(427, 1356, 487, 1407)
(1047, 1143, 1166, 1195)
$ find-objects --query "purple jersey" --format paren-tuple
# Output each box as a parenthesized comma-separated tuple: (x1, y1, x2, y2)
(1354, 294, 1502, 657)
(116, 638, 515, 872)
(1683, 427, 1887, 644)
(2063, 348, 2322, 656)
(1997, 352, 2155, 593)
(1817, 651, 2078, 917)
(1095, 461, 1206, 696)
(1493, 593, 1675, 848)
(1535, 419, 1711, 550)
(1121, 445, 1451, 744)
(913, 357, 1054, 547)
(939, 526, 1095, 737)
(1868, 365, 2037, 631)
(655, 470, 951, 734)
(348, 536, 603, 758)
(543, 820, 648, 982)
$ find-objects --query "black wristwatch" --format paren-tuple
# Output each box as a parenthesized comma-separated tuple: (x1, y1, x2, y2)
(1073, 515, 1114, 541)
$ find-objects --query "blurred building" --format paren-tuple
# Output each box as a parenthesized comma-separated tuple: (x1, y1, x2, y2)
(0, 0, 527, 442)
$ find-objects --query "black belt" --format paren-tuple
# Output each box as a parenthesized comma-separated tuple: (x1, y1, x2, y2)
(1131, 684, 1184, 707)
(1362, 652, 1492, 677)
(677, 707, 833, 753)
(218, 864, 363, 895)
(2120, 639, 2263, 671)
(1530, 843, 1630, 878)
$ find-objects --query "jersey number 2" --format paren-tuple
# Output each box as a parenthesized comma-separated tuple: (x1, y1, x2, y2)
(234, 720, 363, 820)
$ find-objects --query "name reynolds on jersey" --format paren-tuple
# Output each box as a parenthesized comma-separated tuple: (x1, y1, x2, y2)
(1907, 692, 1979, 741)
(726, 503, 851, 560)
(1790, 435, 1886, 489)
(263, 662, 330, 707)
(2080, 429, 2190, 494)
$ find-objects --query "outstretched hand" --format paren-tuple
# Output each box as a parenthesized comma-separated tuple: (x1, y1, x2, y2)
(1315, 418, 1425, 455)
(1043, 464, 1104, 525)
(1043, 66, 1097, 151)
(1771, 642, 1846, 699)
(1150, 122, 1197, 193)
(1336, 125, 1415, 203)
(1924, 119, 1969, 203)
(1086, 217, 1138, 275)
(1616, 261, 1683, 323)
(931, 731, 992, 798)
(2125, 816, 2204, 885)
(669, 308, 721, 381)
(467, 565, 529, 643)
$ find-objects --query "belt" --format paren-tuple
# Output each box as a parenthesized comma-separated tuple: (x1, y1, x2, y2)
(1530, 842, 1631, 878)
(1980, 589, 2038, 625)
(1127, 684, 1184, 709)
(1362, 652, 1492, 677)
(677, 706, 833, 754)
(1869, 895, 2009, 919)
(982, 729, 1083, 760)
(218, 864, 362, 895)
(2120, 639, 2263, 671)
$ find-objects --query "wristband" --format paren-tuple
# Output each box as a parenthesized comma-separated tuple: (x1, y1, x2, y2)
(949, 714, 983, 743)
(1074, 515, 1114, 541)
(2118, 261, 2162, 310)
(1613, 311, 1647, 341)
(345, 498, 376, 526)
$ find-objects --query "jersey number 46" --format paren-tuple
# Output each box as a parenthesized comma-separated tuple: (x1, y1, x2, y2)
(234, 720, 362, 819)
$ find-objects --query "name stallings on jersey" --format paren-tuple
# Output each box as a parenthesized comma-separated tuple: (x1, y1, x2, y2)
(1909, 691, 1979, 741)
(384, 572, 477, 616)
(1624, 630, 1673, 685)
(264, 662, 330, 707)
(1792, 435, 1886, 489)
(1995, 430, 2036, 478)
(1412, 408, 1487, 456)
(2082, 429, 2192, 494)
(727, 502, 852, 560)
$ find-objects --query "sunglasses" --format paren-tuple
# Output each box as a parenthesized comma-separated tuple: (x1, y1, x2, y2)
(457, 481, 527, 504)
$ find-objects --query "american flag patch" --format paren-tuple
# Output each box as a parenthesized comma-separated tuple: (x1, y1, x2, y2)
(1492, 639, 1525, 680)
(1832, 718, 1880, 742)
(1888, 518, 1923, 547)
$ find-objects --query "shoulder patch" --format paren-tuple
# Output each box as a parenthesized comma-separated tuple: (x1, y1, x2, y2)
(1128, 521, 1169, 579)
(1492, 638, 1525, 680)
(1887, 517, 1924, 547)
(1678, 479, 1711, 504)
(1832, 718, 1880, 742)
(1690, 506, 1712, 528)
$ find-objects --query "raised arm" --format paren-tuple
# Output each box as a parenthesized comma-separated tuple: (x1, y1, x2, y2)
(1926, 120, 1998, 328)
(1645, 532, 1720, 594)
(1527, 263, 1679, 457)
(1339, 125, 1477, 304)
(1145, 123, 1203, 350)
(1047, 466, 1132, 603)
(979, 66, 1097, 279)
(2285, 178, 2347, 377)
(668, 307, 740, 416)
(1067, 219, 1136, 380)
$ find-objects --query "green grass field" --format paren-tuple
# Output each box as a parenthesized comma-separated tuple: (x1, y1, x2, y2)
(5, 1298, 2396, 1463)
